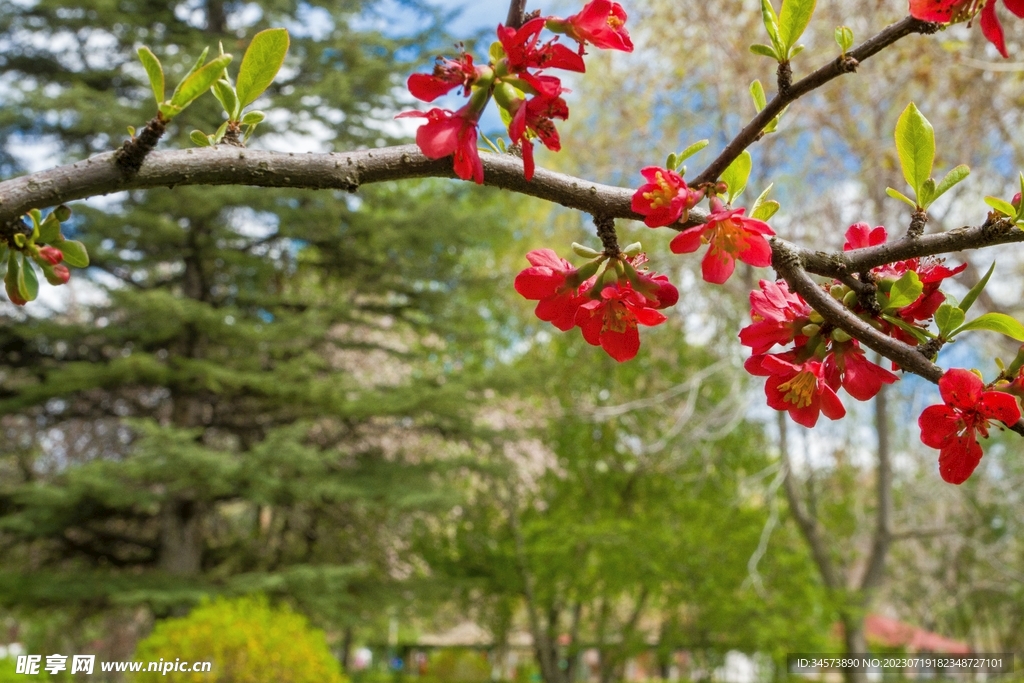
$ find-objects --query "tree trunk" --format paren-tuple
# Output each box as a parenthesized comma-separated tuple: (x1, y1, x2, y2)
(841, 614, 869, 683)
(158, 498, 203, 575)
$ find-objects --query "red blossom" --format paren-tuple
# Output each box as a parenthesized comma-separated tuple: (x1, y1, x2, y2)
(514, 249, 589, 331)
(396, 106, 483, 184)
(497, 18, 586, 74)
(631, 167, 704, 228)
(748, 353, 846, 428)
(509, 93, 569, 181)
(548, 0, 634, 53)
(822, 342, 898, 401)
(407, 54, 479, 102)
(909, 0, 1024, 58)
(44, 264, 71, 285)
(918, 368, 1022, 484)
(670, 198, 775, 284)
(739, 279, 812, 354)
(843, 222, 887, 251)
(577, 280, 668, 362)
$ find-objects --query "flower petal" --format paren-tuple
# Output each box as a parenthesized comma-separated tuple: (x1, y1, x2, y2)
(938, 434, 983, 484)
(918, 405, 960, 449)
(978, 390, 1022, 425)
(938, 368, 984, 409)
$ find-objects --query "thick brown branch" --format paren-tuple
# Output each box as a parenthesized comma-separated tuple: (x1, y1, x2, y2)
(692, 17, 937, 186)
(506, 0, 528, 28)
(0, 145, 701, 228)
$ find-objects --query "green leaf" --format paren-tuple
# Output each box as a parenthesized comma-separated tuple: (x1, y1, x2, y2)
(934, 303, 965, 337)
(750, 183, 774, 212)
(137, 46, 164, 105)
(894, 102, 935, 199)
(190, 130, 212, 147)
(38, 214, 61, 244)
(236, 28, 290, 108)
(751, 200, 780, 221)
(4, 251, 20, 303)
(18, 254, 38, 302)
(172, 46, 210, 99)
(778, 0, 816, 54)
(960, 262, 994, 314)
(677, 139, 709, 164)
(749, 80, 767, 111)
(213, 120, 229, 143)
(158, 102, 182, 118)
(789, 44, 805, 58)
(954, 312, 1024, 341)
(169, 54, 232, 110)
(919, 177, 936, 208)
(835, 25, 854, 53)
(59, 240, 90, 268)
(886, 271, 923, 310)
(720, 150, 752, 203)
(932, 164, 970, 202)
(886, 187, 917, 208)
(881, 314, 934, 343)
(749, 43, 779, 59)
(241, 110, 266, 126)
(760, 0, 783, 53)
(212, 79, 239, 119)
(984, 196, 1017, 217)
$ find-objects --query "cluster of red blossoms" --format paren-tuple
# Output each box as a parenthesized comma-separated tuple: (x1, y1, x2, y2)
(398, 0, 633, 184)
(909, 0, 1024, 58)
(515, 248, 677, 362)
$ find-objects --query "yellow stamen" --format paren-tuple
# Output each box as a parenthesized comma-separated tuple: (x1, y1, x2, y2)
(777, 370, 816, 409)
(641, 171, 675, 209)
(606, 15, 624, 29)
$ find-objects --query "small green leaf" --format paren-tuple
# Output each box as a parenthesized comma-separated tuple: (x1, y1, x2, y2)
(788, 44, 805, 58)
(932, 164, 970, 202)
(894, 102, 935, 199)
(750, 79, 767, 111)
(665, 153, 678, 170)
(212, 79, 239, 119)
(749, 43, 779, 59)
(881, 314, 935, 343)
(18, 254, 38, 302)
(137, 46, 165, 105)
(720, 150, 753, 203)
(241, 110, 265, 126)
(935, 303, 965, 337)
(173, 46, 210, 99)
(985, 196, 1017, 217)
(59, 240, 90, 268)
(835, 26, 854, 53)
(750, 183, 774, 212)
(190, 130, 212, 147)
(960, 262, 995, 314)
(919, 177, 936, 208)
(886, 187, 918, 208)
(886, 271, 924, 310)
(677, 139, 709, 164)
(236, 28, 290, 108)
(4, 251, 20, 303)
(158, 102, 182, 118)
(38, 214, 61, 244)
(953, 312, 1024, 341)
(213, 120, 229, 143)
(778, 0, 817, 54)
(169, 53, 232, 110)
(760, 0, 784, 54)
(751, 200, 780, 222)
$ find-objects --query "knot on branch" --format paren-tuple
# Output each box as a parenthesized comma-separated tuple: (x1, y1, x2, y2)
(594, 215, 620, 256)
(910, 19, 942, 35)
(857, 271, 881, 316)
(770, 238, 801, 272)
(221, 122, 245, 148)
(115, 115, 167, 175)
(777, 60, 793, 94)
(837, 55, 859, 73)
(917, 337, 944, 361)
(907, 210, 928, 238)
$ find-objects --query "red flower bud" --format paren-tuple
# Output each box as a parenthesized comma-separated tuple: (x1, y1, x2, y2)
(37, 246, 64, 265)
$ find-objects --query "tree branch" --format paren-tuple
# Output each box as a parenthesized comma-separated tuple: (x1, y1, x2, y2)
(692, 17, 937, 186)
(506, 0, 529, 29)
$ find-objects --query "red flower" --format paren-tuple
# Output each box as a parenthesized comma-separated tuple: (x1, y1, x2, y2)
(396, 106, 483, 184)
(739, 279, 812, 354)
(497, 18, 586, 74)
(670, 198, 775, 284)
(822, 342, 898, 401)
(548, 0, 634, 53)
(918, 368, 1022, 484)
(631, 167, 704, 228)
(514, 249, 589, 331)
(909, 0, 1024, 58)
(843, 222, 887, 251)
(577, 281, 669, 362)
(407, 54, 479, 102)
(509, 93, 569, 181)
(43, 264, 71, 285)
(749, 353, 846, 428)
(36, 246, 63, 265)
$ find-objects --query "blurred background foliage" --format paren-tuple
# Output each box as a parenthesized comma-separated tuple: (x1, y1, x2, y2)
(0, 0, 1023, 682)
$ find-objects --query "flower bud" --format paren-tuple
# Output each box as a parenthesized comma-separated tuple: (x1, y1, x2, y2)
(829, 284, 845, 299)
(1013, 192, 1022, 210)
(572, 242, 601, 258)
(53, 205, 72, 222)
(842, 290, 858, 307)
(831, 328, 852, 343)
(622, 242, 643, 257)
(809, 311, 824, 324)
(42, 264, 71, 285)
(37, 246, 63, 265)
(801, 323, 821, 338)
